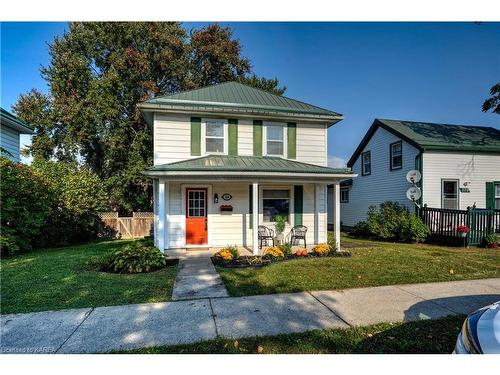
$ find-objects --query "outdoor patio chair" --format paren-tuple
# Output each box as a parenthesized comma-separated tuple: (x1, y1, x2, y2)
(258, 225, 275, 249)
(290, 225, 307, 248)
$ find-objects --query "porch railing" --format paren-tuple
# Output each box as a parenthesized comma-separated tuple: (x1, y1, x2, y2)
(419, 205, 500, 246)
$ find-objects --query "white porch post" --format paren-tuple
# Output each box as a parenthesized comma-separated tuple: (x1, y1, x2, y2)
(334, 181, 341, 251)
(314, 184, 320, 245)
(153, 179, 158, 248)
(157, 179, 169, 252)
(252, 181, 259, 255)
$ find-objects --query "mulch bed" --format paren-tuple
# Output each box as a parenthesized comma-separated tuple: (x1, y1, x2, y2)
(212, 252, 350, 268)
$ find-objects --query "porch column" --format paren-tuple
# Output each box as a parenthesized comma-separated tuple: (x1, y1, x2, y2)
(252, 181, 259, 255)
(333, 181, 341, 251)
(153, 179, 158, 248)
(314, 184, 320, 245)
(157, 179, 169, 252)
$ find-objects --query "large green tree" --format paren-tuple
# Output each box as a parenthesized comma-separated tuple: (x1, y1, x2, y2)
(482, 83, 500, 114)
(14, 22, 285, 213)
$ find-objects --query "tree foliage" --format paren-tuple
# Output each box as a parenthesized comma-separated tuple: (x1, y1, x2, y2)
(13, 22, 285, 213)
(482, 83, 500, 114)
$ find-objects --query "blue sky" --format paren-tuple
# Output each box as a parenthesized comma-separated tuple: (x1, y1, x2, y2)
(1, 22, 499, 166)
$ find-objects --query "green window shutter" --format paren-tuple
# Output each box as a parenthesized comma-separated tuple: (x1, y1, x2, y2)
(190, 117, 201, 156)
(294, 185, 303, 225)
(486, 182, 495, 209)
(287, 122, 297, 159)
(249, 184, 253, 229)
(228, 119, 238, 156)
(253, 120, 263, 156)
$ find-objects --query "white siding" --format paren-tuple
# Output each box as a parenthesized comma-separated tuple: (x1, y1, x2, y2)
(422, 152, 500, 209)
(153, 113, 327, 166)
(237, 119, 253, 156)
(336, 127, 420, 226)
(296, 122, 327, 166)
(0, 124, 20, 162)
(161, 182, 326, 249)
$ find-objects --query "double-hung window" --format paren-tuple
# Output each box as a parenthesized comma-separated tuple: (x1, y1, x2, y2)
(442, 180, 459, 209)
(263, 189, 290, 222)
(361, 151, 371, 176)
(340, 187, 349, 203)
(205, 120, 225, 153)
(266, 124, 284, 156)
(390, 141, 402, 170)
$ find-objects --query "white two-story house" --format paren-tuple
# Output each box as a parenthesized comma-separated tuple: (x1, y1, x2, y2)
(139, 82, 355, 254)
(329, 118, 500, 228)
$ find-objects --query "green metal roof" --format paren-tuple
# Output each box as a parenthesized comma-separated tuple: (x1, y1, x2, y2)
(139, 82, 342, 124)
(147, 155, 352, 176)
(0, 107, 34, 134)
(348, 118, 500, 166)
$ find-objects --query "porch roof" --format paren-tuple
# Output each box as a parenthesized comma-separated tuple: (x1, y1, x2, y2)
(145, 155, 355, 180)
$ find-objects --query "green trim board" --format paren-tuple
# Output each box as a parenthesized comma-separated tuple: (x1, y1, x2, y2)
(249, 185, 253, 229)
(190, 117, 201, 156)
(228, 119, 238, 156)
(253, 120, 263, 156)
(348, 118, 500, 167)
(287, 122, 297, 159)
(294, 185, 303, 225)
(485, 181, 500, 209)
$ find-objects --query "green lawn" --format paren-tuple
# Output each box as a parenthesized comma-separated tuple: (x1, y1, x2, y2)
(1, 240, 178, 314)
(217, 233, 500, 297)
(121, 314, 464, 354)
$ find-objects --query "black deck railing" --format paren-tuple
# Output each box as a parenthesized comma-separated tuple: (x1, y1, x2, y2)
(419, 205, 500, 246)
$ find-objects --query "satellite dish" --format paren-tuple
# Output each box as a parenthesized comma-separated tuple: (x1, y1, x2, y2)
(406, 186, 422, 201)
(406, 170, 422, 184)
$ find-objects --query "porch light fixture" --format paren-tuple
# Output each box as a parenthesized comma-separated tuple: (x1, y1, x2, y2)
(214, 193, 219, 204)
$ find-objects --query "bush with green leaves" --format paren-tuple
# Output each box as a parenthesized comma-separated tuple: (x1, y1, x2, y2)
(483, 233, 499, 247)
(224, 245, 240, 259)
(278, 242, 292, 257)
(104, 241, 166, 273)
(361, 201, 430, 243)
(274, 215, 286, 235)
(0, 157, 53, 255)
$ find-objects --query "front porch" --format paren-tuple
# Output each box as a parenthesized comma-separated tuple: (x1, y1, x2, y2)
(146, 155, 356, 255)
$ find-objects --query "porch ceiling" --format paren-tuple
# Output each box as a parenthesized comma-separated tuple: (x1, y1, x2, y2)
(144, 155, 356, 181)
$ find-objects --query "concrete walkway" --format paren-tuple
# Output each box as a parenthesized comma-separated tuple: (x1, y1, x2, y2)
(171, 252, 229, 300)
(1, 278, 499, 353)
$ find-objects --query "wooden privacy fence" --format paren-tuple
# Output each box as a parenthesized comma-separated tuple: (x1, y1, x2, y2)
(420, 205, 500, 246)
(99, 212, 154, 239)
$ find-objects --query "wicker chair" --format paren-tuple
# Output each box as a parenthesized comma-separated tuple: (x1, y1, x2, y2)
(290, 225, 308, 248)
(258, 226, 275, 249)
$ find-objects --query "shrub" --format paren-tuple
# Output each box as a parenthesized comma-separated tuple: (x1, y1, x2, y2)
(398, 214, 430, 243)
(104, 241, 166, 273)
(351, 221, 370, 238)
(483, 233, 499, 248)
(263, 246, 284, 259)
(312, 243, 331, 256)
(278, 242, 292, 257)
(0, 157, 53, 255)
(327, 233, 338, 252)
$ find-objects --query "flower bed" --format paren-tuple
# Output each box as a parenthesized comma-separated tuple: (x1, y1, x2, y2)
(212, 243, 350, 268)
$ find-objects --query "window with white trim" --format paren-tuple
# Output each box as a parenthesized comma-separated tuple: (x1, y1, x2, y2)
(361, 151, 371, 176)
(390, 141, 402, 170)
(442, 180, 459, 209)
(340, 187, 349, 203)
(266, 124, 284, 156)
(495, 183, 500, 209)
(263, 189, 290, 222)
(205, 120, 225, 153)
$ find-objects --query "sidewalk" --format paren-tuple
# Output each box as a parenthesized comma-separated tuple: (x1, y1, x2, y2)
(1, 278, 499, 353)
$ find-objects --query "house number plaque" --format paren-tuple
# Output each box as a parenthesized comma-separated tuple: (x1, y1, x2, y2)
(221, 193, 232, 201)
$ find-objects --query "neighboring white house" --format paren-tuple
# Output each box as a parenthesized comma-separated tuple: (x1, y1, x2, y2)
(139, 81, 356, 254)
(0, 108, 34, 162)
(328, 118, 500, 227)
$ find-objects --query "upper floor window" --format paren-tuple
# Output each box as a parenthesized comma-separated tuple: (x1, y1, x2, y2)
(266, 124, 284, 156)
(361, 151, 371, 176)
(390, 141, 402, 170)
(205, 120, 225, 154)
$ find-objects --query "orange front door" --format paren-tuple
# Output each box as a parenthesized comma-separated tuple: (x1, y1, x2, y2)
(185, 188, 208, 245)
